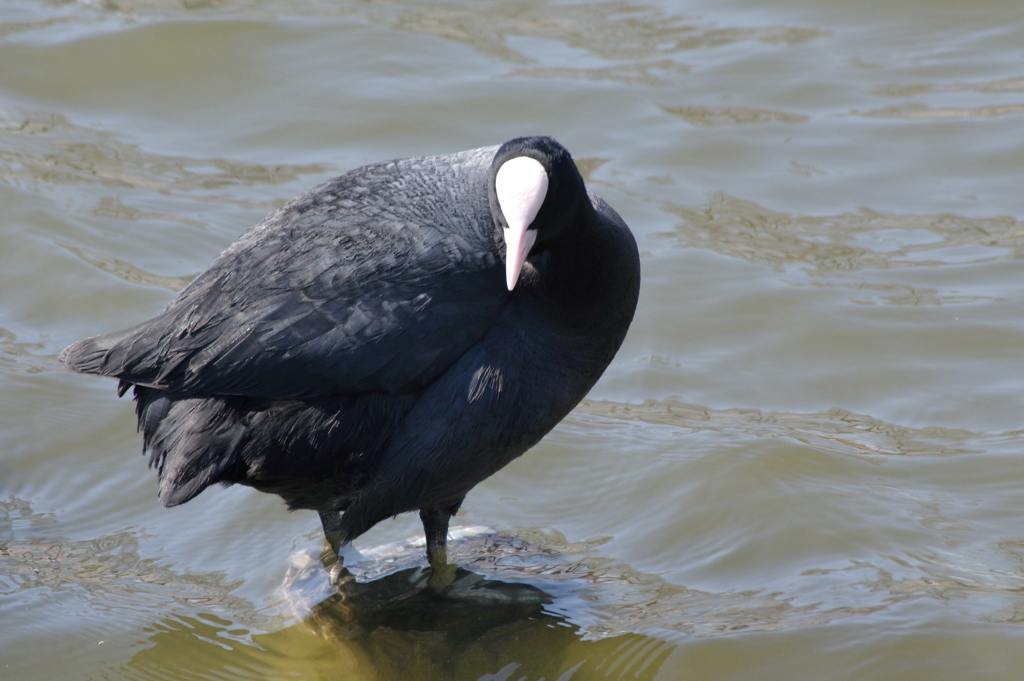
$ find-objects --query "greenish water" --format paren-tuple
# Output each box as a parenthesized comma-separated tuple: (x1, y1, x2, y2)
(4, 0, 1024, 679)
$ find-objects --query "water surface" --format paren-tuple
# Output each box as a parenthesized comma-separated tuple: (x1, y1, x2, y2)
(3, 0, 1024, 679)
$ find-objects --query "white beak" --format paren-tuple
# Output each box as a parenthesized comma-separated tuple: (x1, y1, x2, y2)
(503, 225, 538, 291)
(496, 156, 548, 291)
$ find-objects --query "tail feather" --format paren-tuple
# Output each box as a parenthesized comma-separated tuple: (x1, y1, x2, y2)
(58, 332, 122, 376)
(59, 318, 184, 390)
(134, 387, 247, 507)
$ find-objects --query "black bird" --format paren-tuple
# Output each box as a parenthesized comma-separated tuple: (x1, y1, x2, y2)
(60, 136, 640, 577)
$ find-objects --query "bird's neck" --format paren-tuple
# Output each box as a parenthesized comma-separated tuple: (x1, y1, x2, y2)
(533, 212, 614, 317)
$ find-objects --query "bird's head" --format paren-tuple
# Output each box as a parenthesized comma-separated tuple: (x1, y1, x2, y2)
(489, 137, 589, 291)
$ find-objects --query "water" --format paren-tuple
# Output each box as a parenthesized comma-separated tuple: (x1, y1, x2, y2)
(3, 0, 1024, 678)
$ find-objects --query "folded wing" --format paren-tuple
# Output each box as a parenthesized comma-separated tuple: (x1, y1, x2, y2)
(61, 149, 507, 399)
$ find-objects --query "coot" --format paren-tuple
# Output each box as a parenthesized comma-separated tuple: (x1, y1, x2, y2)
(60, 136, 640, 575)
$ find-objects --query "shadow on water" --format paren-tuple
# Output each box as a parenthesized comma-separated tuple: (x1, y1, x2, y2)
(127, 601, 673, 681)
(278, 575, 671, 680)
(241, 529, 674, 680)
(120, 530, 677, 681)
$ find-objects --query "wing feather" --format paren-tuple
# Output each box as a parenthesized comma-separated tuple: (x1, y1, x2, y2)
(61, 146, 508, 399)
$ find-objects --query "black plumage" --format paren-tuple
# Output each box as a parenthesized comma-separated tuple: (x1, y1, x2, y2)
(60, 136, 640, 574)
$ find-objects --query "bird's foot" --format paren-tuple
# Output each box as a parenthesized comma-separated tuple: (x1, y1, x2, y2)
(319, 544, 356, 587)
(405, 561, 458, 593)
(427, 562, 458, 591)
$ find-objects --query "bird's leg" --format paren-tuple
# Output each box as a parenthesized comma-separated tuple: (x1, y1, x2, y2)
(419, 506, 451, 569)
(318, 510, 351, 586)
(419, 500, 463, 590)
(319, 509, 344, 556)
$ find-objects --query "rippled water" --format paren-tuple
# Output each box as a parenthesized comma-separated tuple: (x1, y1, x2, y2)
(4, 0, 1024, 679)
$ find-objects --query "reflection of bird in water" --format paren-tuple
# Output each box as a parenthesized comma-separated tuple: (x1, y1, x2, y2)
(119, 527, 677, 681)
(60, 136, 640, 582)
(277, 528, 675, 681)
